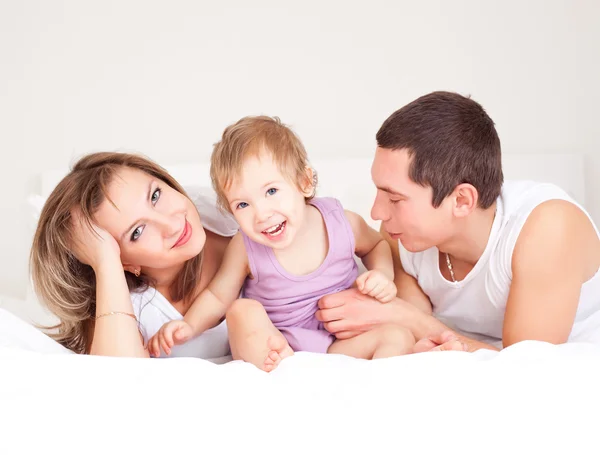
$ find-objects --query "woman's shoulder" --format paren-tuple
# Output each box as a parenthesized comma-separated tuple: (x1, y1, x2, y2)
(185, 185, 239, 237)
(129, 287, 182, 342)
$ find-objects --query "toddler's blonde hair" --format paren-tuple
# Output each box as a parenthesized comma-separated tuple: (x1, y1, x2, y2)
(210, 116, 316, 212)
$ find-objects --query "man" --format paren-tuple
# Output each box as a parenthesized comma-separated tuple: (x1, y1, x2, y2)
(317, 91, 600, 352)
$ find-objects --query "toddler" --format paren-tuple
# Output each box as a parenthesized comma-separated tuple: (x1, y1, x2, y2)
(149, 116, 415, 370)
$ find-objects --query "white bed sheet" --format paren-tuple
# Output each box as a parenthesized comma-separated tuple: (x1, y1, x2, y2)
(1, 308, 600, 454)
(3, 151, 595, 453)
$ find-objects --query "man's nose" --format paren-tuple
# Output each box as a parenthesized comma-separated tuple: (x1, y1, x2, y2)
(371, 193, 390, 222)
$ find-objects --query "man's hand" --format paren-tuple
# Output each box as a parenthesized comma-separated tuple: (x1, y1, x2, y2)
(413, 331, 468, 353)
(316, 288, 389, 339)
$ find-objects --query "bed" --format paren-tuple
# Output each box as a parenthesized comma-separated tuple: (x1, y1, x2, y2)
(1, 152, 599, 454)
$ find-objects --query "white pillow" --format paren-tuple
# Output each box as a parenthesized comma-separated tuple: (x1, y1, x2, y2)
(0, 307, 71, 355)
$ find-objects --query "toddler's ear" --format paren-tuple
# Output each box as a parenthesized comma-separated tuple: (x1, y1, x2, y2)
(302, 166, 318, 198)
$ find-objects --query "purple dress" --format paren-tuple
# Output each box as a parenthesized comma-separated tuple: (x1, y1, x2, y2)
(241, 197, 359, 353)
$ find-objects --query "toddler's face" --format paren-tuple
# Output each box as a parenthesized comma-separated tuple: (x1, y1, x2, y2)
(225, 150, 311, 250)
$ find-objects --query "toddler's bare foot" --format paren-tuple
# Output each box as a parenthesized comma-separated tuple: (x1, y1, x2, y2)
(263, 334, 294, 372)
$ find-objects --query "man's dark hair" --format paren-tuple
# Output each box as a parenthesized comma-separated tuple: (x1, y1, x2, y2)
(376, 91, 503, 208)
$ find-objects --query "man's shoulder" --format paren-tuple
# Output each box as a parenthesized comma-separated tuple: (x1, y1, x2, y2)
(500, 179, 572, 206)
(498, 180, 580, 225)
(497, 180, 598, 261)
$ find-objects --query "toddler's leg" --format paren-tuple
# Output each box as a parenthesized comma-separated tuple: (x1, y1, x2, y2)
(226, 299, 294, 372)
(328, 324, 415, 360)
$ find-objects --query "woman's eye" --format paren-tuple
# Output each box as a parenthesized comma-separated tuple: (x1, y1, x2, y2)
(266, 188, 278, 196)
(236, 202, 248, 210)
(131, 226, 144, 241)
(151, 188, 161, 205)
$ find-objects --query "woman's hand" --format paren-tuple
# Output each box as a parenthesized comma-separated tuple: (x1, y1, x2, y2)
(71, 208, 121, 271)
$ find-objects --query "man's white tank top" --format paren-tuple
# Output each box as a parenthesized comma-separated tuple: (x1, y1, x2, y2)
(399, 180, 600, 348)
(130, 185, 239, 360)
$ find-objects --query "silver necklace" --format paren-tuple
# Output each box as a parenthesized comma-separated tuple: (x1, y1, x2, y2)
(445, 253, 457, 282)
(444, 207, 498, 284)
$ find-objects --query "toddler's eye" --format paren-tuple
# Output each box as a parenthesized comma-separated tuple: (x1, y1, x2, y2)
(266, 188, 278, 196)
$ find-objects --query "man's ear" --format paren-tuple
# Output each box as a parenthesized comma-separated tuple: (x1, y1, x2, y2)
(301, 166, 318, 197)
(452, 183, 478, 218)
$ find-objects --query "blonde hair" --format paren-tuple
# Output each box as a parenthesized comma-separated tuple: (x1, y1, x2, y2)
(30, 152, 202, 354)
(210, 116, 316, 212)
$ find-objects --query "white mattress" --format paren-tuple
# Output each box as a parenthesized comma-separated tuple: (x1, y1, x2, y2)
(1, 308, 600, 454)
(3, 152, 595, 453)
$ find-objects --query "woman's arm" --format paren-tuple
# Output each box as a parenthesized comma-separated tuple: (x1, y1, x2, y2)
(89, 256, 148, 358)
(71, 211, 148, 357)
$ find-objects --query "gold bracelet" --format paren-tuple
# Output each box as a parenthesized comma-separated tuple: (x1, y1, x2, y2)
(95, 311, 137, 322)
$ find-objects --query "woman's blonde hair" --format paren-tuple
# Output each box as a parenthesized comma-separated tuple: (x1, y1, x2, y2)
(30, 152, 202, 354)
(210, 116, 316, 212)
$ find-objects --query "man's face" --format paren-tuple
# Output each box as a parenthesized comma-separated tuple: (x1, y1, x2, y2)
(370, 147, 452, 252)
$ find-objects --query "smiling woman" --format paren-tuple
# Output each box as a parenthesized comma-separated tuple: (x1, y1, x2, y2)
(29, 152, 237, 358)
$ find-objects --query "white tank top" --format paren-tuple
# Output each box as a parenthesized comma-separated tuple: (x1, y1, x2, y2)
(399, 180, 600, 348)
(130, 185, 239, 360)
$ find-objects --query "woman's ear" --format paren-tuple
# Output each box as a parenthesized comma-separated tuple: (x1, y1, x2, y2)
(123, 264, 141, 277)
(301, 166, 318, 197)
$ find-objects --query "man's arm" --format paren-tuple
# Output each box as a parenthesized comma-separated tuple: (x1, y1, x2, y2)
(406, 199, 598, 351)
(318, 199, 598, 353)
(379, 227, 432, 315)
(317, 217, 499, 350)
(502, 200, 598, 346)
(316, 288, 499, 351)
(385, 298, 500, 352)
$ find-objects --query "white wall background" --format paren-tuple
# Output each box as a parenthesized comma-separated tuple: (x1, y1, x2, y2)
(0, 0, 599, 300)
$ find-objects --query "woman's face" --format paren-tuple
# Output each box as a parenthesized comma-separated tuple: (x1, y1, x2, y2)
(94, 167, 206, 273)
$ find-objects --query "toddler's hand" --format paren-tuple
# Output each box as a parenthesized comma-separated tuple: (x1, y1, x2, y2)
(148, 320, 194, 357)
(355, 270, 397, 303)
